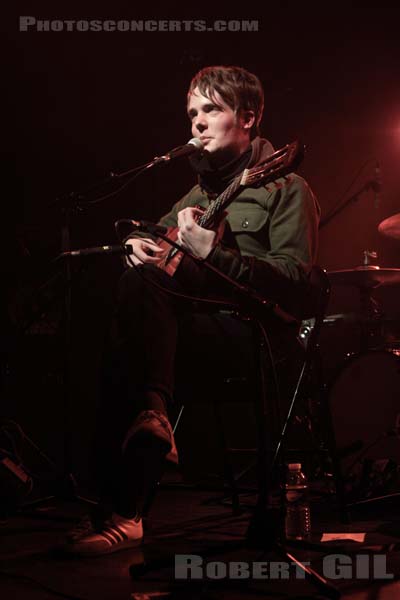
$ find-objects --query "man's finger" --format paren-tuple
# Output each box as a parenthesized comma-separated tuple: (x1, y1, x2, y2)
(134, 249, 161, 263)
(142, 241, 163, 252)
(144, 245, 164, 253)
(144, 255, 162, 263)
(191, 207, 204, 216)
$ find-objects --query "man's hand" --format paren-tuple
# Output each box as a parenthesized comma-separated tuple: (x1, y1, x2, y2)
(125, 237, 163, 265)
(177, 207, 217, 259)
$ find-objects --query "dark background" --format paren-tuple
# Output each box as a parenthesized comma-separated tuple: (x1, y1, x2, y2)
(3, 2, 400, 489)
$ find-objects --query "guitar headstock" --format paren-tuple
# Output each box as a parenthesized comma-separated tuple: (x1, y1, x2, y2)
(242, 140, 304, 187)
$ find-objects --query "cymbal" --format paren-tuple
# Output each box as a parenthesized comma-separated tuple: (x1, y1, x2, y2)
(328, 266, 400, 288)
(378, 213, 400, 240)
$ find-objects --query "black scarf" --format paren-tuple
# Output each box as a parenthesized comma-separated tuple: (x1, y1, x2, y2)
(189, 145, 253, 196)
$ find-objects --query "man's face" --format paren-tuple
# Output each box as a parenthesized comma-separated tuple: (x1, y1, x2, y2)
(187, 87, 253, 164)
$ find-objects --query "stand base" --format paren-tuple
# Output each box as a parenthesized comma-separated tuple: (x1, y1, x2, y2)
(246, 505, 281, 550)
(130, 501, 341, 599)
(20, 472, 97, 511)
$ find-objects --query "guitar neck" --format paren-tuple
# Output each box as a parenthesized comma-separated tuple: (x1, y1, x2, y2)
(197, 175, 244, 229)
(196, 141, 303, 230)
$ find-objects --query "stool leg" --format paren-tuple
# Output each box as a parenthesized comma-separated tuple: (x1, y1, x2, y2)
(212, 398, 241, 514)
(320, 383, 351, 523)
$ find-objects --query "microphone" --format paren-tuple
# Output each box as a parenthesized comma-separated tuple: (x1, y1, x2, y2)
(60, 244, 133, 258)
(130, 220, 168, 235)
(371, 161, 382, 209)
(153, 138, 204, 163)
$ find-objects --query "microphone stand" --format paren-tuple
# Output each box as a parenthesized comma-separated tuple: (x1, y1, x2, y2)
(18, 146, 199, 511)
(19, 159, 159, 511)
(20, 196, 100, 510)
(129, 228, 340, 599)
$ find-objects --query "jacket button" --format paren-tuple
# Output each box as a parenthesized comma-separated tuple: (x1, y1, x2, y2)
(242, 218, 249, 228)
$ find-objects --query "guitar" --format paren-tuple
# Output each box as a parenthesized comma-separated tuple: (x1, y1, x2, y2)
(156, 140, 304, 277)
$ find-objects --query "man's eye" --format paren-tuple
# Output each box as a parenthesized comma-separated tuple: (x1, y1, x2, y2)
(208, 105, 222, 114)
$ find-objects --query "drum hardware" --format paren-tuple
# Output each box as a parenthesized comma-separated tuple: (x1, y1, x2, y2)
(304, 253, 400, 504)
(362, 249, 378, 266)
(302, 308, 390, 355)
(318, 211, 400, 507)
(378, 212, 400, 240)
(345, 458, 399, 504)
(326, 347, 400, 500)
(299, 313, 364, 348)
(328, 266, 400, 289)
(328, 252, 400, 352)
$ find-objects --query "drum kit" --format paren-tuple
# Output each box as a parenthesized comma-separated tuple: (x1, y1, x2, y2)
(306, 213, 400, 494)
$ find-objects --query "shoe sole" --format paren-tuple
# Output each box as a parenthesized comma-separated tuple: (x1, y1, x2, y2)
(61, 537, 143, 557)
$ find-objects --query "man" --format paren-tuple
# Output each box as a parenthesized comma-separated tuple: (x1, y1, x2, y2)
(63, 65, 320, 556)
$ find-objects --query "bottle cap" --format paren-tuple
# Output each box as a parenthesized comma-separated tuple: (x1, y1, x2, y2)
(287, 463, 302, 470)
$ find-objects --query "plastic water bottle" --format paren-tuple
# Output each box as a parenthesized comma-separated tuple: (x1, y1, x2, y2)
(283, 463, 311, 540)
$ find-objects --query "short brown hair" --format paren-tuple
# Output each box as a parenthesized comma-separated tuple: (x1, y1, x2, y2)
(187, 65, 264, 139)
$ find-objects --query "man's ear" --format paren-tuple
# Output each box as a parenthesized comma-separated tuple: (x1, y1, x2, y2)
(240, 110, 256, 131)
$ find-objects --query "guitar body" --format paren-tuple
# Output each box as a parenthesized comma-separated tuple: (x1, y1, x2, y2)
(156, 225, 185, 277)
(156, 217, 227, 277)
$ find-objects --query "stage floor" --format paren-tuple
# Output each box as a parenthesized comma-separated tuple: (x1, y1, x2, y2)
(1, 478, 399, 600)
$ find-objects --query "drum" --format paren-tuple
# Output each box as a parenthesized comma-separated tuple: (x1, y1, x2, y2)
(382, 319, 400, 349)
(328, 349, 400, 476)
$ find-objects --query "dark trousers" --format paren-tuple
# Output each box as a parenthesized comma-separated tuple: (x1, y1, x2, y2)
(93, 263, 302, 517)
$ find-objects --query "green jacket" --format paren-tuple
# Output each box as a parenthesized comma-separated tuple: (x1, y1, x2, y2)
(157, 137, 320, 318)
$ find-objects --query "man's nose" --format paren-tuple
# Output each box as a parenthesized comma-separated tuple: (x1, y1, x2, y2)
(194, 114, 207, 133)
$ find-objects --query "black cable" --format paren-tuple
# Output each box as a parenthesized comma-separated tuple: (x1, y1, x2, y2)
(114, 218, 248, 308)
(83, 172, 140, 206)
(69, 163, 152, 209)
